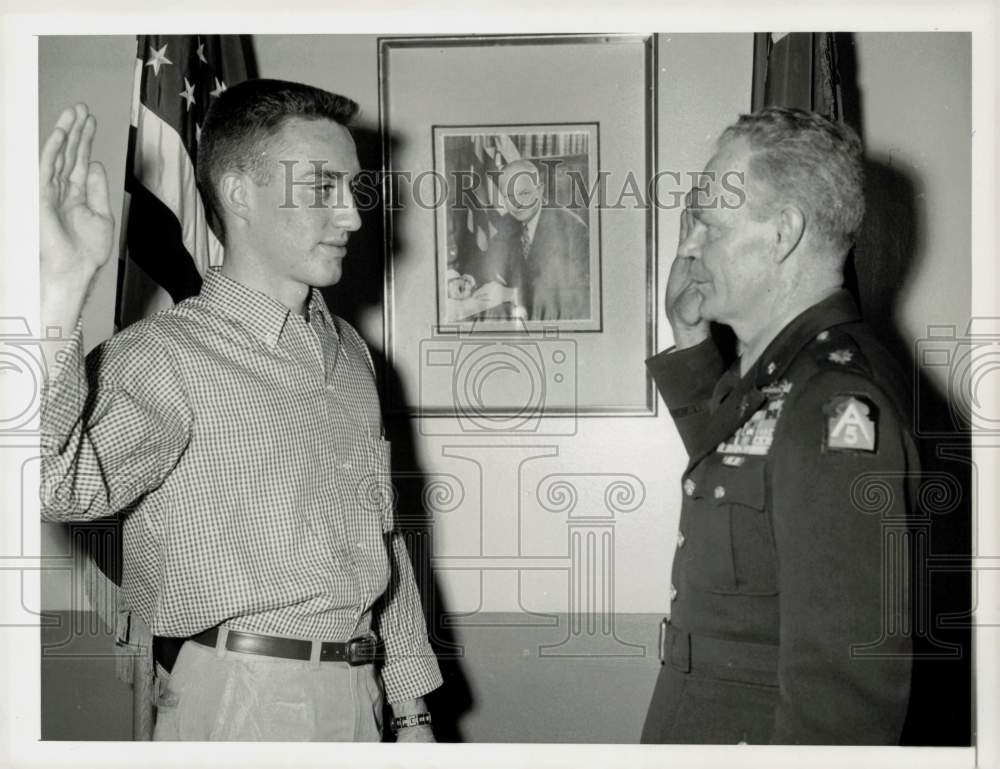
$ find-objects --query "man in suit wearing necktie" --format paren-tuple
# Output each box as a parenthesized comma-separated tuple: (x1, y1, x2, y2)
(499, 159, 591, 322)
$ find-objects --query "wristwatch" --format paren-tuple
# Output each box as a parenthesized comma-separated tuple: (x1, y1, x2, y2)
(390, 712, 432, 733)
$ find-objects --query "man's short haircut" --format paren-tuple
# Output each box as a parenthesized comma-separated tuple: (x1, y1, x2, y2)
(719, 106, 864, 253)
(197, 78, 359, 240)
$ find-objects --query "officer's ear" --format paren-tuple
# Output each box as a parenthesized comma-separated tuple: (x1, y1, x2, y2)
(772, 203, 805, 263)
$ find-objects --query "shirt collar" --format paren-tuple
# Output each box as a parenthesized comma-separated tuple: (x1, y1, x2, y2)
(200, 268, 333, 349)
(525, 208, 541, 244)
(305, 287, 338, 339)
(750, 288, 862, 387)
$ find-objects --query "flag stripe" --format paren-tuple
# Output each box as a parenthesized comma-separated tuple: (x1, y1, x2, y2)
(133, 103, 223, 270)
(124, 172, 206, 303)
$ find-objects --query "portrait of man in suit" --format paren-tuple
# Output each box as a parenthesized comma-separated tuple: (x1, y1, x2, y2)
(498, 158, 592, 322)
(439, 128, 599, 329)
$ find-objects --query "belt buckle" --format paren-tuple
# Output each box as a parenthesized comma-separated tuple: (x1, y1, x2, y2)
(346, 635, 374, 665)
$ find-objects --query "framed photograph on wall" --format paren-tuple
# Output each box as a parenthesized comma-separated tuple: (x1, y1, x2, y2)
(433, 123, 601, 332)
(379, 34, 657, 421)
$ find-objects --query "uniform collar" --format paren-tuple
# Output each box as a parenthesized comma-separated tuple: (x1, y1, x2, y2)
(749, 289, 861, 388)
(200, 268, 334, 349)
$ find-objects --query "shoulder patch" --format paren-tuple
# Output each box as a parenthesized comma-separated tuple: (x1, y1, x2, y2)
(824, 395, 877, 452)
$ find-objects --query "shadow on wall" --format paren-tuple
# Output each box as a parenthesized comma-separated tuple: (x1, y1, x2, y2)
(322, 125, 386, 321)
(321, 124, 475, 743)
(837, 32, 973, 748)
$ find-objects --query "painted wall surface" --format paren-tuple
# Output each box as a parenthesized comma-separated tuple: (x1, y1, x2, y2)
(852, 32, 971, 381)
(38, 35, 136, 612)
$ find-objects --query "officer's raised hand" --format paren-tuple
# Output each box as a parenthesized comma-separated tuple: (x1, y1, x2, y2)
(39, 103, 114, 340)
(665, 191, 710, 349)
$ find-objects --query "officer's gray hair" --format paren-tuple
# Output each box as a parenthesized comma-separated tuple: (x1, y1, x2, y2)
(719, 107, 864, 253)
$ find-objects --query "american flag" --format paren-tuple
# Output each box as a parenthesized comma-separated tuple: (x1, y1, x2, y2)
(114, 35, 255, 328)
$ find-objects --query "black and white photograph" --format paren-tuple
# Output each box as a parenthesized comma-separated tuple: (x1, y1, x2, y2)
(0, 9, 996, 769)
(434, 125, 600, 330)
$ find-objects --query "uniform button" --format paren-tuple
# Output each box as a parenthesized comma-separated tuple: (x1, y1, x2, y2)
(683, 478, 696, 496)
(670, 584, 678, 601)
(714, 486, 726, 499)
(676, 531, 686, 549)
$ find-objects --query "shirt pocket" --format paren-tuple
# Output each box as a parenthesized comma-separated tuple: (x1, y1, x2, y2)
(687, 459, 777, 596)
(350, 433, 395, 534)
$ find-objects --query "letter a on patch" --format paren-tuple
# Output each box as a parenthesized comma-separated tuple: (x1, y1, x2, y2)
(826, 396, 877, 452)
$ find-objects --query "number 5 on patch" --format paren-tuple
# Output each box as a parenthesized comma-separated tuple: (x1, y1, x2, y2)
(825, 395, 877, 452)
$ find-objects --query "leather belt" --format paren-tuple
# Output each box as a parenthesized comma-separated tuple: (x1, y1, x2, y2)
(191, 627, 381, 666)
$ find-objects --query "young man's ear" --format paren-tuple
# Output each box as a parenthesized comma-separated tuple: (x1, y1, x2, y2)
(218, 171, 252, 226)
(772, 203, 805, 262)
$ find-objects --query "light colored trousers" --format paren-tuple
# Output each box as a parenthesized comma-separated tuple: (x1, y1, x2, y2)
(152, 632, 384, 741)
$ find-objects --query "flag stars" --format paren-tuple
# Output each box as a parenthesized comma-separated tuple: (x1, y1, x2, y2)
(179, 78, 197, 111)
(210, 77, 228, 98)
(145, 44, 173, 76)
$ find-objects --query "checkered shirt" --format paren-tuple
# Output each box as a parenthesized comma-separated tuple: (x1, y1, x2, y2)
(41, 268, 442, 703)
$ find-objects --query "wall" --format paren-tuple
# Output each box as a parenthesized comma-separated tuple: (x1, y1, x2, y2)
(37, 35, 136, 613)
(848, 32, 973, 746)
(849, 32, 971, 380)
(36, 32, 971, 743)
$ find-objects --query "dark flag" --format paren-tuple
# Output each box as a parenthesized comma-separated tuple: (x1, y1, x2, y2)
(751, 32, 842, 122)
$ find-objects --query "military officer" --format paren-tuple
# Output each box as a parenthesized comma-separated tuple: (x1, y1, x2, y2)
(641, 107, 918, 745)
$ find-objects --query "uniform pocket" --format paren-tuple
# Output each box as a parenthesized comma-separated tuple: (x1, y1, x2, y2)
(688, 460, 777, 596)
(721, 461, 777, 595)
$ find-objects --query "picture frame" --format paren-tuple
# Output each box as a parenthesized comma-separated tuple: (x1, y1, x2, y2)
(379, 34, 657, 420)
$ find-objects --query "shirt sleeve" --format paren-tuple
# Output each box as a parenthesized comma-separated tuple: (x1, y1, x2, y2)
(645, 338, 727, 456)
(768, 368, 914, 744)
(373, 530, 443, 704)
(40, 323, 194, 522)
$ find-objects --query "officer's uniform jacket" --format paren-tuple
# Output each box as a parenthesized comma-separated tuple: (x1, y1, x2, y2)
(643, 290, 917, 744)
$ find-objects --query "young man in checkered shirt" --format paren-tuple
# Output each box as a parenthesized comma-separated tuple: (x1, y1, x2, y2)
(38, 81, 441, 741)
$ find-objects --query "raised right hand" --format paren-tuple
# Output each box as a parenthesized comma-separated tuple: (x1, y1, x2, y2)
(40, 104, 114, 326)
(665, 204, 710, 349)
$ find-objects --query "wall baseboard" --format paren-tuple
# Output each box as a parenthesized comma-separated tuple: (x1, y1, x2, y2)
(41, 610, 664, 742)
